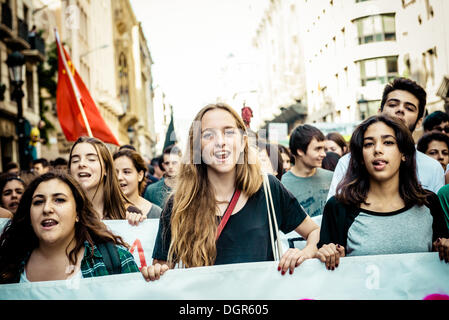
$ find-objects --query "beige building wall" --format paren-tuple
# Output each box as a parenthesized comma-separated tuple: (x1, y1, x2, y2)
(397, 0, 449, 113)
(61, 0, 122, 144)
(252, 0, 307, 129)
(136, 24, 156, 158)
(253, 0, 449, 132)
(31, 0, 157, 160)
(0, 0, 42, 170)
(299, 0, 449, 124)
(32, 0, 67, 160)
(111, 0, 156, 158)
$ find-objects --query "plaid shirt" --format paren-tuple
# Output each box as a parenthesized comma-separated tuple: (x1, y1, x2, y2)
(18, 241, 139, 282)
(81, 241, 139, 277)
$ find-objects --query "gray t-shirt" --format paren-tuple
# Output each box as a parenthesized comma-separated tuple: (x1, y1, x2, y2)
(347, 205, 433, 256)
(318, 194, 449, 257)
(147, 204, 162, 219)
(281, 168, 333, 217)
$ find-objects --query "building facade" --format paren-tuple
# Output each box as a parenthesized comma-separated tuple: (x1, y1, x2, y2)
(151, 83, 171, 156)
(28, 0, 157, 163)
(252, 0, 307, 133)
(252, 0, 449, 136)
(111, 0, 156, 158)
(0, 0, 44, 171)
(298, 0, 449, 123)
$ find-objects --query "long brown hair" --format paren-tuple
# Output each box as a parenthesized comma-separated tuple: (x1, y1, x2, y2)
(336, 115, 430, 207)
(168, 103, 263, 267)
(68, 136, 128, 219)
(0, 172, 128, 284)
(326, 132, 348, 155)
(113, 149, 148, 195)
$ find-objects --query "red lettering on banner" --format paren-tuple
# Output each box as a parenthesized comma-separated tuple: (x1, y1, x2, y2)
(129, 239, 147, 270)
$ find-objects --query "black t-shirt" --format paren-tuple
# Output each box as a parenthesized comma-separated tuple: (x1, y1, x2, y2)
(152, 174, 307, 265)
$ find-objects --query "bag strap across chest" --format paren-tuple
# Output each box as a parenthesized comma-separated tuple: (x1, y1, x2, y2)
(97, 242, 122, 275)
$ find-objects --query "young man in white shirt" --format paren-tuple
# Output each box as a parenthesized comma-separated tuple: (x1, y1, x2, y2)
(327, 77, 444, 200)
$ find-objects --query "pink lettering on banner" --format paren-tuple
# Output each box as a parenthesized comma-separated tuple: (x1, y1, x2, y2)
(129, 239, 147, 270)
(423, 294, 449, 300)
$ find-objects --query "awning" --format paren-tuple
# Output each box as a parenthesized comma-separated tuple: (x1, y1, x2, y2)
(261, 102, 307, 129)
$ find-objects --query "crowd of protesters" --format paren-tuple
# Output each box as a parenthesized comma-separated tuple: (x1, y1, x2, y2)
(0, 77, 448, 285)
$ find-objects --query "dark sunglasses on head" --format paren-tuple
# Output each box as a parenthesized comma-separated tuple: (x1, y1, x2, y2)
(434, 126, 449, 133)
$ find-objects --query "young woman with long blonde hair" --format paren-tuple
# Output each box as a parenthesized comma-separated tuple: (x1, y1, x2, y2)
(141, 103, 320, 281)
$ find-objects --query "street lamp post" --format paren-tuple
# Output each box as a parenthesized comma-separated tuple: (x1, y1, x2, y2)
(357, 96, 368, 121)
(6, 51, 28, 171)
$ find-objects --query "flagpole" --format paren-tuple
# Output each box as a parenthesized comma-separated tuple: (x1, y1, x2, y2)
(54, 29, 93, 138)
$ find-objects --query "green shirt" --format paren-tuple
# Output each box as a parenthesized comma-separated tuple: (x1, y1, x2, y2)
(437, 184, 449, 232)
(81, 241, 139, 277)
(18, 241, 139, 282)
(143, 178, 171, 208)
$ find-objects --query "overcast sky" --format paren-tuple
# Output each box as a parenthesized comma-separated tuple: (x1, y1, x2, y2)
(130, 0, 266, 145)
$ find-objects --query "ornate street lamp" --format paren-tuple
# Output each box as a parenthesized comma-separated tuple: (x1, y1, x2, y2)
(6, 51, 28, 171)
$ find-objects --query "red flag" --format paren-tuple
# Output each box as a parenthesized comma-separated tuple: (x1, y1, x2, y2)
(55, 30, 119, 145)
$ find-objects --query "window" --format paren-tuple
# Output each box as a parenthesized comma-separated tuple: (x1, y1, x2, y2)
(118, 52, 129, 113)
(402, 0, 416, 8)
(344, 66, 349, 87)
(79, 7, 88, 44)
(423, 48, 436, 86)
(358, 56, 398, 86)
(335, 73, 339, 95)
(23, 5, 29, 25)
(425, 0, 434, 19)
(355, 14, 396, 44)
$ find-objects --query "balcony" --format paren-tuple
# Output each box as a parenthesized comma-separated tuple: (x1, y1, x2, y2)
(23, 34, 46, 63)
(4, 18, 31, 50)
(0, 2, 13, 39)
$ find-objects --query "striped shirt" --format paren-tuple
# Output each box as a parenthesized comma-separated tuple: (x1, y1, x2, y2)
(81, 241, 139, 277)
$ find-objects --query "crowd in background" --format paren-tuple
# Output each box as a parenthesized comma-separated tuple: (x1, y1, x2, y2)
(0, 77, 448, 285)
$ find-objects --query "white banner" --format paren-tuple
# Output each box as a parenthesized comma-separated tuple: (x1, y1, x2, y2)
(0, 252, 448, 300)
(0, 218, 160, 269)
(0, 217, 320, 267)
(2, 217, 448, 300)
